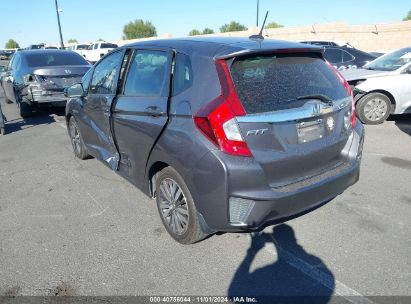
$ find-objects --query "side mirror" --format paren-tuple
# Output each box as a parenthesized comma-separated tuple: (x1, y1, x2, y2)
(65, 83, 85, 98)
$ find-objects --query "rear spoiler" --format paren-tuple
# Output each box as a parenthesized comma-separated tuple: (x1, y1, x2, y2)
(215, 47, 324, 61)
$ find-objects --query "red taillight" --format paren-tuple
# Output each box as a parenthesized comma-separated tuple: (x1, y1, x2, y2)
(326, 61, 357, 128)
(194, 60, 252, 157)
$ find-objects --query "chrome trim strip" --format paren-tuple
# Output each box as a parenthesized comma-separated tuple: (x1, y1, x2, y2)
(236, 97, 351, 123)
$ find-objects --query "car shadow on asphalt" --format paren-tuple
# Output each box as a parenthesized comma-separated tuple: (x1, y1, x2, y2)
(228, 224, 335, 303)
(3, 107, 65, 135)
(388, 113, 411, 137)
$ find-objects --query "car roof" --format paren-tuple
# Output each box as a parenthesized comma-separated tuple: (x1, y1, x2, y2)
(124, 37, 321, 57)
(17, 49, 77, 56)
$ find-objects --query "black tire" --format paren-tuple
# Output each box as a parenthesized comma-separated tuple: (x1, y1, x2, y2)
(356, 93, 391, 125)
(18, 101, 32, 118)
(155, 167, 208, 244)
(68, 116, 89, 160)
(4, 96, 12, 104)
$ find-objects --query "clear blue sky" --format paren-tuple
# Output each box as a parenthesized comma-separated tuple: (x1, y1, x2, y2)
(1, 0, 410, 47)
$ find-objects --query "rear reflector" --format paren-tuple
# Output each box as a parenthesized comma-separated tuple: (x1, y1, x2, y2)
(229, 197, 255, 225)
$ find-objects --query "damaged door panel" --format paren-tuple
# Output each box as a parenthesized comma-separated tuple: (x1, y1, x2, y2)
(81, 50, 125, 170)
(112, 49, 174, 186)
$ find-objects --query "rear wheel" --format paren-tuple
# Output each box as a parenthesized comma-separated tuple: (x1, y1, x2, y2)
(356, 93, 391, 125)
(18, 101, 32, 118)
(68, 116, 89, 159)
(155, 167, 208, 244)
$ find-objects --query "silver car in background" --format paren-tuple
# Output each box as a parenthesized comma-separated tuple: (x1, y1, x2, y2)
(341, 47, 411, 124)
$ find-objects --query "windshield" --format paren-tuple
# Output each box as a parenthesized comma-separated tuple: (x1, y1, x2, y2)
(365, 48, 411, 71)
(26, 52, 89, 67)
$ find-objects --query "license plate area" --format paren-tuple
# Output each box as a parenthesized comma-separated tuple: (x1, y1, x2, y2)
(296, 120, 325, 143)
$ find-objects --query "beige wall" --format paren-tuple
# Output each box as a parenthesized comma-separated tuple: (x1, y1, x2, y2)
(116, 20, 411, 52)
(261, 20, 411, 52)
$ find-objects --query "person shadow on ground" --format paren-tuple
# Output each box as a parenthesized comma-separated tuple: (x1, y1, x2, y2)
(228, 224, 335, 304)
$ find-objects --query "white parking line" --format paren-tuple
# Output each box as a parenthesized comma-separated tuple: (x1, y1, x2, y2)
(251, 234, 375, 304)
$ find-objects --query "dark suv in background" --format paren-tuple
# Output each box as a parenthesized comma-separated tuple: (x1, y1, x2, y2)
(65, 37, 364, 244)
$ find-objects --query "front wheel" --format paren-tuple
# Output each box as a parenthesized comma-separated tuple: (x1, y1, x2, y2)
(356, 93, 391, 125)
(156, 167, 208, 244)
(68, 116, 89, 160)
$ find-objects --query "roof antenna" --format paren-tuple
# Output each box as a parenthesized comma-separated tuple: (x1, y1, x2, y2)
(249, 10, 269, 40)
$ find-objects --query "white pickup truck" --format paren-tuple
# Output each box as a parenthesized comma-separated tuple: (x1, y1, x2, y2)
(82, 42, 118, 63)
(67, 44, 91, 57)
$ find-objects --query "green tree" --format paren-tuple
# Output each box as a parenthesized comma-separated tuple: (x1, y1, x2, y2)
(97, 38, 105, 41)
(67, 38, 78, 43)
(220, 21, 248, 33)
(202, 28, 215, 34)
(5, 39, 20, 49)
(188, 29, 201, 36)
(403, 10, 411, 21)
(122, 19, 157, 39)
(265, 21, 283, 29)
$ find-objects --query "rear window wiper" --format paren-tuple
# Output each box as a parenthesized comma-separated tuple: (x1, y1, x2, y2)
(297, 94, 333, 106)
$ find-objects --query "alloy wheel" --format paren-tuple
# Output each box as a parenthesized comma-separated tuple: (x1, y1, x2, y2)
(158, 178, 190, 235)
(69, 121, 81, 155)
(363, 97, 388, 122)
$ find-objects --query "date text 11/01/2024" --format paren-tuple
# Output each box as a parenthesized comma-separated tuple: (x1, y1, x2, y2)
(149, 296, 258, 303)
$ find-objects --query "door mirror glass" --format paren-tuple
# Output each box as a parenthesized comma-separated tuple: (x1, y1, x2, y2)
(65, 83, 85, 97)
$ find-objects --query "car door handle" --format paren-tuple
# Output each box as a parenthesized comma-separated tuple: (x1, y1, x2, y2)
(145, 106, 165, 117)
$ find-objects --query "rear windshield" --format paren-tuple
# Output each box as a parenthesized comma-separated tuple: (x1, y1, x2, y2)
(230, 53, 348, 114)
(101, 43, 118, 49)
(26, 52, 89, 67)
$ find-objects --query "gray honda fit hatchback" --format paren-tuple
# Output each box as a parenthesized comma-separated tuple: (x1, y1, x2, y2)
(65, 37, 364, 244)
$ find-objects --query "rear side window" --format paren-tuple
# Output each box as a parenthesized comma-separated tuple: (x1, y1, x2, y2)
(173, 53, 193, 96)
(342, 50, 354, 62)
(101, 43, 118, 49)
(230, 53, 348, 114)
(323, 49, 343, 64)
(124, 50, 168, 97)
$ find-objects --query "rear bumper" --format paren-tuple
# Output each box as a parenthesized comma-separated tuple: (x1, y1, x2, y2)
(189, 123, 364, 232)
(25, 88, 68, 106)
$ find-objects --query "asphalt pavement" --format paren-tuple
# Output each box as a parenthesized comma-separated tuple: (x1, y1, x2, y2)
(0, 90, 410, 302)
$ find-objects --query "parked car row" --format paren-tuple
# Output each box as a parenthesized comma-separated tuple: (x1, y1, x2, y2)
(1, 50, 91, 117)
(0, 49, 16, 60)
(67, 42, 118, 63)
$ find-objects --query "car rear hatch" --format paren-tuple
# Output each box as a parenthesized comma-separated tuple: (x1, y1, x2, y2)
(223, 51, 355, 189)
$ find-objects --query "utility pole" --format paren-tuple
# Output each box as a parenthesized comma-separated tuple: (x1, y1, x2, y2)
(256, 0, 260, 27)
(54, 0, 64, 49)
